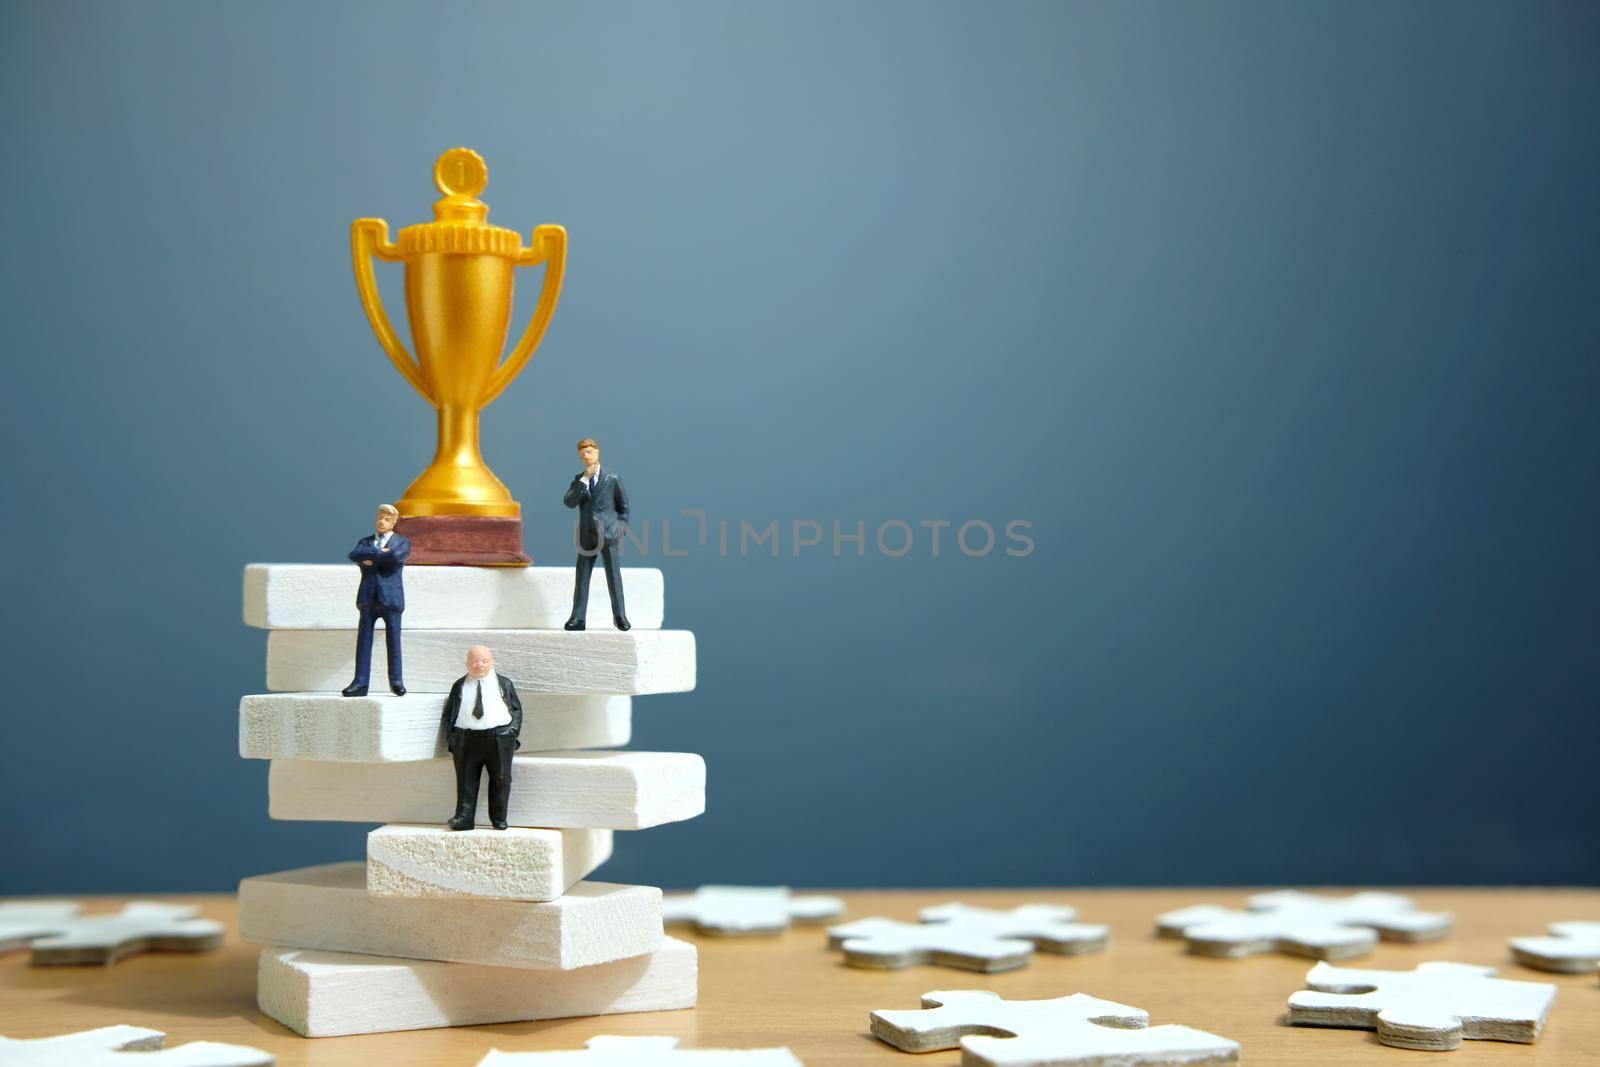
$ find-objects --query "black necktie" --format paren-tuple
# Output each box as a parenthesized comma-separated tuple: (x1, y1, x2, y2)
(472, 681, 484, 720)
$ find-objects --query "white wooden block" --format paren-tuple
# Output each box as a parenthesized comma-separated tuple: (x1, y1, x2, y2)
(0, 1025, 273, 1065)
(269, 751, 705, 830)
(1288, 961, 1557, 1050)
(238, 863, 662, 970)
(1509, 921, 1600, 973)
(239, 693, 631, 762)
(870, 990, 1239, 1066)
(266, 629, 696, 695)
(367, 825, 613, 901)
(257, 939, 697, 1038)
(244, 564, 664, 630)
(477, 1036, 800, 1066)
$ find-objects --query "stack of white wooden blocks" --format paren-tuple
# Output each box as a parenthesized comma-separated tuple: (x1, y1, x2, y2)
(234, 563, 703, 1038)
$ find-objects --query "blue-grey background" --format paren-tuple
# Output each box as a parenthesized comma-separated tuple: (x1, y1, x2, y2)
(2, 0, 1596, 894)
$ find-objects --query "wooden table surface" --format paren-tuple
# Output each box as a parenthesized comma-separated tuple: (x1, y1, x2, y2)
(1, 888, 1596, 1065)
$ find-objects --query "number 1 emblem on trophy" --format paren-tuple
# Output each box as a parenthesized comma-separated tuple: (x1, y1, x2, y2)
(351, 147, 566, 564)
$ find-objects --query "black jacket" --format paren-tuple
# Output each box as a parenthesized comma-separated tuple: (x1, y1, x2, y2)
(564, 469, 629, 547)
(440, 673, 523, 752)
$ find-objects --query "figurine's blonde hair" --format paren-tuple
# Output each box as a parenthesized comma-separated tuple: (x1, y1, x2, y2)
(576, 438, 599, 452)
(376, 504, 400, 520)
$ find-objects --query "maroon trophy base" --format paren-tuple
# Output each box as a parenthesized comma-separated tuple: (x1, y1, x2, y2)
(394, 515, 531, 566)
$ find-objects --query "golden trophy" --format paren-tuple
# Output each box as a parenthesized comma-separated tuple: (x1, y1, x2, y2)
(351, 147, 566, 564)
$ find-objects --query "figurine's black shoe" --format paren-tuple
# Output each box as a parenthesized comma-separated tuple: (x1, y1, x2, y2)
(492, 820, 508, 830)
(614, 615, 631, 632)
(446, 815, 475, 831)
(390, 683, 407, 696)
(341, 683, 368, 697)
(564, 617, 586, 631)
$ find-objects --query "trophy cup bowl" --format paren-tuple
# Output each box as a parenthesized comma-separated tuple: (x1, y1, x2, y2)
(351, 148, 566, 565)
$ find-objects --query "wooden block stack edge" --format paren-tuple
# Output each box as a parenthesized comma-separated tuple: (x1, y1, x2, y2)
(258, 939, 698, 1037)
(236, 563, 701, 1037)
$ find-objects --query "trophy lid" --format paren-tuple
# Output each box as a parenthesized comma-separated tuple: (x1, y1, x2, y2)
(396, 148, 524, 258)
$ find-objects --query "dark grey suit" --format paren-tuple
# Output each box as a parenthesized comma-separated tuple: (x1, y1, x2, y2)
(564, 468, 628, 623)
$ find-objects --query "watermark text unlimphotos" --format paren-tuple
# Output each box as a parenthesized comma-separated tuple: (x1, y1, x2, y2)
(575, 513, 1034, 558)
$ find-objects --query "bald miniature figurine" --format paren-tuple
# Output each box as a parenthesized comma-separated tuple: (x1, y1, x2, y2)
(440, 645, 523, 830)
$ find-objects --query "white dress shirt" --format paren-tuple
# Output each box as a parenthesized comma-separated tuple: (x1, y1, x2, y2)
(454, 671, 512, 730)
(374, 531, 392, 550)
(581, 468, 602, 491)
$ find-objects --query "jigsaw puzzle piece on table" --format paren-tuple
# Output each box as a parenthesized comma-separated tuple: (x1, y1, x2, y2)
(918, 905, 1109, 956)
(1156, 890, 1451, 960)
(1509, 921, 1600, 974)
(477, 1036, 801, 1065)
(0, 903, 78, 925)
(870, 990, 1240, 1066)
(830, 917, 1033, 972)
(0, 1025, 273, 1065)
(662, 886, 844, 935)
(0, 903, 223, 965)
(830, 903, 1107, 972)
(1287, 960, 1557, 1051)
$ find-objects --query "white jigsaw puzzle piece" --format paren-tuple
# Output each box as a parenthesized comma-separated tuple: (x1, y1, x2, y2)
(829, 917, 1034, 972)
(918, 904, 1109, 955)
(0, 902, 224, 963)
(870, 990, 1240, 1066)
(1288, 960, 1557, 1051)
(661, 886, 844, 935)
(1157, 891, 1451, 959)
(830, 902, 1108, 972)
(477, 1035, 801, 1065)
(0, 904, 80, 923)
(0, 1025, 274, 1065)
(1509, 920, 1600, 973)
(0, 904, 83, 952)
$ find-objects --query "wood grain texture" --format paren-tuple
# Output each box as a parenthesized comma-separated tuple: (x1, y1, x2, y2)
(265, 630, 696, 696)
(1, 888, 1596, 1065)
(237, 864, 660, 971)
(268, 751, 706, 830)
(239, 693, 631, 762)
(257, 939, 696, 1038)
(367, 826, 613, 901)
(243, 565, 664, 630)
(479, 1036, 800, 1065)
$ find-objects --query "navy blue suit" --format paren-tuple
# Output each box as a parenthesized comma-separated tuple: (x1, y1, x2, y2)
(349, 532, 409, 687)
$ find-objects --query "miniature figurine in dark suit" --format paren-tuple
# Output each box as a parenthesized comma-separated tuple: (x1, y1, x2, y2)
(342, 504, 410, 697)
(441, 644, 523, 830)
(563, 437, 630, 631)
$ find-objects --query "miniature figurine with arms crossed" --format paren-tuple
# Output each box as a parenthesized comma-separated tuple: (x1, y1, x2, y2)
(343, 503, 409, 697)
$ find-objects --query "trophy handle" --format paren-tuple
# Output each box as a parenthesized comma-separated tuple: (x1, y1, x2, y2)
(482, 224, 568, 407)
(351, 218, 435, 405)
